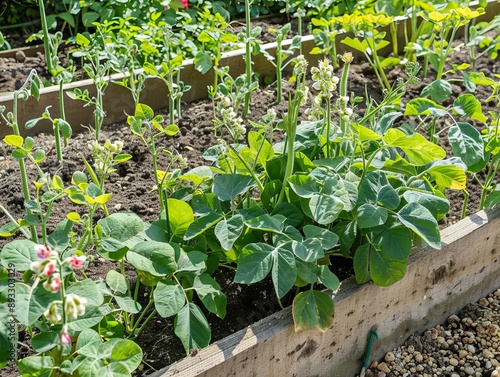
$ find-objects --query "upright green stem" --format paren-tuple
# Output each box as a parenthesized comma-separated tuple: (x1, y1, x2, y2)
(390, 21, 398, 57)
(479, 158, 500, 210)
(461, 189, 469, 219)
(12, 92, 38, 242)
(278, 67, 305, 203)
(367, 32, 390, 90)
(167, 73, 175, 125)
(276, 41, 283, 104)
(325, 100, 331, 158)
(436, 26, 458, 80)
(339, 54, 351, 136)
(38, 0, 53, 74)
(243, 0, 253, 116)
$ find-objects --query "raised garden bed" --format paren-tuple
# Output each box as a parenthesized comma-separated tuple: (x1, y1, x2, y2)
(153, 207, 500, 377)
(1, 1, 500, 376)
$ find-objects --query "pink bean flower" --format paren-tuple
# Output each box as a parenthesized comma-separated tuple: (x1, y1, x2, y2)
(42, 273, 61, 293)
(64, 255, 86, 270)
(34, 244, 53, 259)
(181, 0, 188, 8)
(42, 260, 57, 277)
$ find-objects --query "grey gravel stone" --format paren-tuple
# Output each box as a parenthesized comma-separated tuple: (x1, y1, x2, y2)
(359, 289, 500, 377)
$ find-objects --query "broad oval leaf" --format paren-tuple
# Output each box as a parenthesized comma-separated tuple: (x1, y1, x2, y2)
(213, 174, 255, 201)
(385, 128, 446, 165)
(174, 303, 211, 355)
(448, 122, 484, 169)
(154, 280, 186, 318)
(397, 202, 441, 249)
(126, 241, 177, 277)
(215, 214, 244, 251)
(357, 203, 388, 229)
(234, 243, 273, 284)
(292, 290, 334, 332)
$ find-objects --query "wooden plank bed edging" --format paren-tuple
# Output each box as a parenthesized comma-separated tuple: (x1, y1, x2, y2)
(151, 207, 500, 377)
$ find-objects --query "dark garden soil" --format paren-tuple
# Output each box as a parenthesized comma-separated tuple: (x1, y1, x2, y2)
(0, 26, 499, 376)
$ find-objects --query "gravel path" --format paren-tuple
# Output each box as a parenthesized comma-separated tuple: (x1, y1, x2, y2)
(362, 289, 500, 377)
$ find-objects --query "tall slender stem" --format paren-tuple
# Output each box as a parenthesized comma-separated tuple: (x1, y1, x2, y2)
(12, 91, 38, 242)
(243, 0, 253, 116)
(39, 0, 53, 74)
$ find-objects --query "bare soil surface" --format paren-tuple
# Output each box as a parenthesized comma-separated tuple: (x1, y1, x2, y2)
(0, 31, 499, 376)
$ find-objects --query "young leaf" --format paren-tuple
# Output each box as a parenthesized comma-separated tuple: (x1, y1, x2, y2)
(234, 243, 273, 284)
(193, 274, 227, 319)
(3, 135, 24, 148)
(384, 128, 446, 165)
(215, 214, 244, 251)
(448, 122, 484, 169)
(271, 243, 297, 299)
(292, 290, 334, 332)
(154, 280, 186, 318)
(174, 303, 211, 355)
(166, 198, 194, 239)
(357, 203, 388, 229)
(213, 174, 255, 201)
(397, 202, 440, 249)
(453, 94, 487, 123)
(420, 79, 452, 102)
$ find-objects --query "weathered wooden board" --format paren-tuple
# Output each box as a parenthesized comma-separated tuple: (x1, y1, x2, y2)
(151, 208, 500, 377)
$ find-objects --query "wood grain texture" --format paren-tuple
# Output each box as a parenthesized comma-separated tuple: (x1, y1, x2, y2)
(152, 208, 500, 377)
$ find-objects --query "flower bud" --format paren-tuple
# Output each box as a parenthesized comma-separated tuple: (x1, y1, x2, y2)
(44, 303, 62, 324)
(342, 52, 354, 64)
(65, 294, 87, 320)
(60, 325, 72, 346)
(30, 261, 44, 275)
